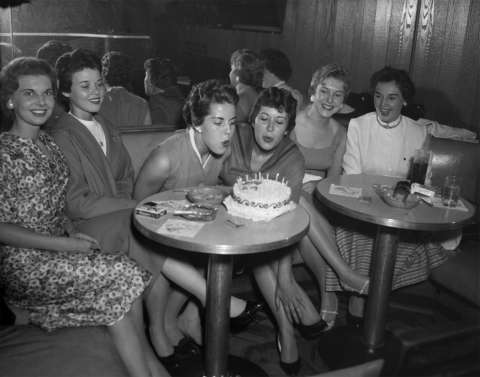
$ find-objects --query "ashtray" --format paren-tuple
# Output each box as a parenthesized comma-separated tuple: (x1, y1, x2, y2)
(186, 186, 228, 206)
(174, 203, 218, 221)
(373, 184, 420, 209)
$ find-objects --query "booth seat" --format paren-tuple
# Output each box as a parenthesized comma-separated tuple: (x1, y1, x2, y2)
(0, 124, 177, 377)
(426, 136, 480, 306)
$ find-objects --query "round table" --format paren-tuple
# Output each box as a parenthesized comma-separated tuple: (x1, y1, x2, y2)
(314, 174, 475, 352)
(134, 189, 310, 377)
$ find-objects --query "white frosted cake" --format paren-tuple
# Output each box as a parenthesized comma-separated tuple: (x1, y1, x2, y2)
(223, 174, 296, 221)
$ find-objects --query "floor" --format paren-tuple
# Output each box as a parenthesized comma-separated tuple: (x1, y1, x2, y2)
(175, 264, 480, 377)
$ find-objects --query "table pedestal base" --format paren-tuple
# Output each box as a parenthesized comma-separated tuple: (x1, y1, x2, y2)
(317, 325, 400, 374)
(171, 354, 268, 377)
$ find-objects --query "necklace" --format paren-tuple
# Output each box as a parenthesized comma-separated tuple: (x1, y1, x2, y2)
(376, 114, 402, 129)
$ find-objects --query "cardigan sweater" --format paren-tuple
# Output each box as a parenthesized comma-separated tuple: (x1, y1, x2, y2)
(50, 113, 136, 222)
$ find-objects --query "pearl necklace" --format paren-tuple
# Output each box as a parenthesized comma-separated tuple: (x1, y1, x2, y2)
(376, 114, 402, 129)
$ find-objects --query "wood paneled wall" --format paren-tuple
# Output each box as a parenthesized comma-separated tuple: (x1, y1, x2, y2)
(149, 0, 480, 134)
(1, 0, 478, 132)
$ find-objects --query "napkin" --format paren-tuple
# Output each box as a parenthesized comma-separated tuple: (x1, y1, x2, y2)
(329, 184, 362, 198)
(157, 218, 205, 237)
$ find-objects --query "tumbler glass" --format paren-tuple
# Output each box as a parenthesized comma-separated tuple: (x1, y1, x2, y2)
(442, 175, 460, 207)
(409, 149, 429, 184)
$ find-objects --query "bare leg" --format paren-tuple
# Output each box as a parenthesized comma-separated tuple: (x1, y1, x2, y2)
(300, 196, 368, 291)
(254, 263, 297, 363)
(108, 303, 170, 377)
(146, 274, 175, 358)
(177, 301, 203, 345)
(164, 288, 189, 345)
(161, 257, 246, 316)
(298, 235, 337, 319)
(130, 298, 171, 377)
(348, 295, 366, 317)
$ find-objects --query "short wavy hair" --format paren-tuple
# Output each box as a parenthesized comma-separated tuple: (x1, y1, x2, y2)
(183, 79, 239, 127)
(0, 57, 56, 131)
(101, 51, 132, 87)
(249, 87, 297, 134)
(230, 49, 264, 88)
(144, 57, 177, 88)
(370, 66, 415, 103)
(259, 48, 292, 82)
(56, 48, 102, 108)
(309, 64, 350, 98)
(36, 40, 73, 68)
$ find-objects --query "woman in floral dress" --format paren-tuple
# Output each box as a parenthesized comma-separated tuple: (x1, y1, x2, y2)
(0, 57, 169, 377)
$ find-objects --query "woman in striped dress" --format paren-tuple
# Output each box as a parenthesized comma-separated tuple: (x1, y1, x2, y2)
(326, 66, 459, 320)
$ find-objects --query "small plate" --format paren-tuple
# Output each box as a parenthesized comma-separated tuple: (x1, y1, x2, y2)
(373, 184, 420, 209)
(186, 186, 228, 206)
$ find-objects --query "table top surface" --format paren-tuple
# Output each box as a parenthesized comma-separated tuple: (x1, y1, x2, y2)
(134, 188, 310, 255)
(314, 174, 476, 231)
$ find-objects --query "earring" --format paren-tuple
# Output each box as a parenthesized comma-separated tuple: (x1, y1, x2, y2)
(7, 101, 13, 109)
(310, 95, 315, 102)
(403, 102, 407, 106)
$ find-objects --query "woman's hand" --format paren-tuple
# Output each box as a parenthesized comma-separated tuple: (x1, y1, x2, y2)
(63, 233, 101, 253)
(275, 273, 307, 324)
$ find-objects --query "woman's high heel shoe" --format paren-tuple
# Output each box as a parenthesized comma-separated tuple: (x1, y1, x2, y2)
(319, 310, 337, 332)
(341, 279, 369, 295)
(230, 300, 264, 333)
(276, 336, 301, 376)
(295, 319, 329, 339)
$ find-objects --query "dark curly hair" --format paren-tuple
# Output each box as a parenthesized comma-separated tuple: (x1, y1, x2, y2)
(182, 79, 238, 127)
(101, 51, 132, 88)
(144, 57, 177, 88)
(0, 57, 56, 131)
(36, 40, 73, 68)
(249, 87, 297, 134)
(259, 48, 292, 82)
(230, 49, 264, 88)
(370, 66, 415, 103)
(56, 48, 102, 109)
(308, 63, 350, 98)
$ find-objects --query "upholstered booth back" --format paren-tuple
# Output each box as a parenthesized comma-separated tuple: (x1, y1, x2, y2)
(427, 136, 480, 307)
(119, 125, 176, 178)
(426, 136, 480, 207)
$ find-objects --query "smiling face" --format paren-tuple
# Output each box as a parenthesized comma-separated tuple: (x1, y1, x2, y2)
(64, 68, 105, 120)
(253, 106, 289, 152)
(374, 81, 405, 123)
(9, 74, 55, 129)
(198, 102, 236, 155)
(311, 76, 346, 118)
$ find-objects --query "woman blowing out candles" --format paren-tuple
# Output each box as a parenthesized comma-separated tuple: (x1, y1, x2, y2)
(221, 87, 321, 376)
(134, 79, 263, 366)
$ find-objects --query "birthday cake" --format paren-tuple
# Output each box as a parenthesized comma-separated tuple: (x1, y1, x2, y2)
(223, 173, 296, 221)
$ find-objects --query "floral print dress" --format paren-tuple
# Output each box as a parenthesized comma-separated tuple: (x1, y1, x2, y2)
(0, 132, 151, 331)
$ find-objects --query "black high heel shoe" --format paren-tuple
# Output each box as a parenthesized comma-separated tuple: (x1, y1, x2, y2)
(230, 300, 264, 333)
(174, 336, 201, 358)
(294, 319, 328, 339)
(276, 336, 301, 376)
(346, 311, 364, 329)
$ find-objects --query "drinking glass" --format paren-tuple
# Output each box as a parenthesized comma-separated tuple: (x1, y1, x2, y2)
(409, 149, 429, 184)
(442, 175, 460, 207)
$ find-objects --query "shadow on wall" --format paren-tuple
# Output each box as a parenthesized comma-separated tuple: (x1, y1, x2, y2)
(416, 87, 466, 129)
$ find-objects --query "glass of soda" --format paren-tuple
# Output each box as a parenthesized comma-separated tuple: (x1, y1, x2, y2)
(409, 149, 429, 184)
(442, 175, 460, 207)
